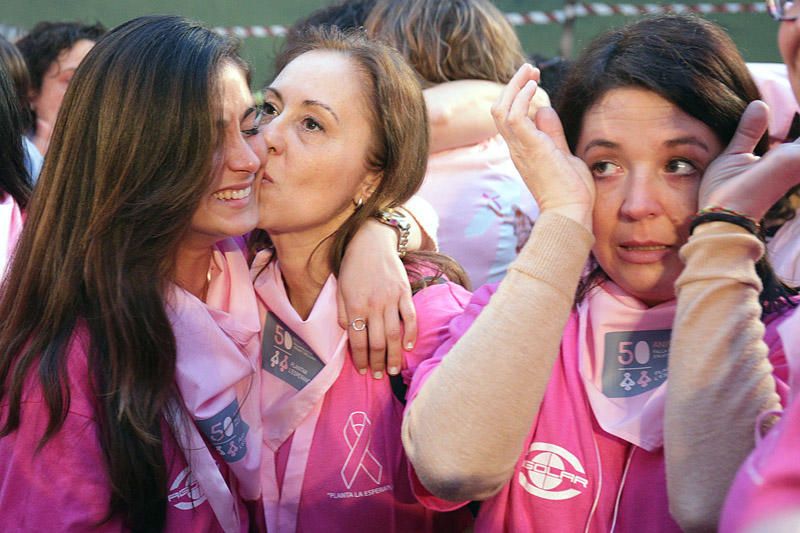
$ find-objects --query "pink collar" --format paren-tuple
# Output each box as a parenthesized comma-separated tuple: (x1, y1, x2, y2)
(577, 282, 676, 450)
(167, 238, 263, 529)
(255, 260, 348, 449)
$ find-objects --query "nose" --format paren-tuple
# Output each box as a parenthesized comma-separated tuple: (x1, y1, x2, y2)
(261, 115, 285, 156)
(619, 170, 663, 221)
(228, 134, 261, 174)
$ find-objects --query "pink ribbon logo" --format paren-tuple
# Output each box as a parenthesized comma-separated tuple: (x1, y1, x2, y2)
(340, 411, 383, 489)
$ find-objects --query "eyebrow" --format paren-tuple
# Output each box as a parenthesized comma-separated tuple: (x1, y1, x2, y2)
(264, 87, 339, 123)
(581, 136, 712, 154)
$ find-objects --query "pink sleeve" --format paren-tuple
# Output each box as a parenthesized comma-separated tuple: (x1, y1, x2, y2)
(0, 401, 120, 531)
(764, 308, 794, 406)
(726, 394, 800, 531)
(404, 282, 499, 511)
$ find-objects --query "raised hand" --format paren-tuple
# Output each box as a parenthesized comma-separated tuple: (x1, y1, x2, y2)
(701, 100, 800, 220)
(492, 64, 595, 231)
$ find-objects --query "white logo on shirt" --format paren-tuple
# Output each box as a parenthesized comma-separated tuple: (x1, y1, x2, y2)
(168, 467, 208, 510)
(341, 411, 383, 489)
(518, 442, 588, 501)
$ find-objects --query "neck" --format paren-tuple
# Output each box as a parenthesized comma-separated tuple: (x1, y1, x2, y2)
(175, 236, 216, 300)
(271, 232, 334, 320)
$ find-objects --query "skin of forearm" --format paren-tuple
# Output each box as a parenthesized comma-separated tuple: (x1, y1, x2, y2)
(665, 222, 781, 532)
(403, 212, 594, 501)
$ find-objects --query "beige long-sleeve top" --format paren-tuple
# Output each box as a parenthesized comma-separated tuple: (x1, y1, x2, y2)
(402, 211, 594, 501)
(665, 222, 782, 532)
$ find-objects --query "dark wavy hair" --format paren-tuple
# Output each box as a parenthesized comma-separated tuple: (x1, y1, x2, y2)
(554, 14, 795, 312)
(0, 55, 31, 208)
(15, 21, 106, 130)
(0, 15, 244, 531)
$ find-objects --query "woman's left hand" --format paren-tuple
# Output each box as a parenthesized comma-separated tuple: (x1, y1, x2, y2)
(701, 100, 800, 219)
(338, 219, 417, 378)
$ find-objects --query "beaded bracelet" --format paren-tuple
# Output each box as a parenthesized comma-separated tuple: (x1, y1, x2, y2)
(689, 206, 762, 236)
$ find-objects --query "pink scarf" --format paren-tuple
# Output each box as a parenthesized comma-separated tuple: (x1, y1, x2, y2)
(253, 258, 348, 533)
(0, 192, 24, 277)
(167, 238, 262, 533)
(577, 282, 676, 450)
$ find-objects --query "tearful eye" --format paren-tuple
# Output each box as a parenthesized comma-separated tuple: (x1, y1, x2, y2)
(665, 159, 697, 176)
(591, 161, 622, 179)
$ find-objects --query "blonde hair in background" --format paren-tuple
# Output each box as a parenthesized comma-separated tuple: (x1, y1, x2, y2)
(365, 0, 526, 87)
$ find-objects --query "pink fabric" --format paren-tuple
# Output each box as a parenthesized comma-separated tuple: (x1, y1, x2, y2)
(748, 63, 800, 143)
(577, 282, 675, 450)
(419, 135, 539, 287)
(721, 307, 800, 532)
(0, 328, 249, 532)
(253, 258, 473, 533)
(0, 191, 24, 277)
(768, 212, 800, 286)
(408, 283, 789, 532)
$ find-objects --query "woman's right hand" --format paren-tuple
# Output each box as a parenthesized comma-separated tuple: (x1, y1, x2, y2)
(492, 64, 595, 232)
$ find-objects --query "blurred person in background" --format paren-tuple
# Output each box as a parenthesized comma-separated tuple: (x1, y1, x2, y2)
(16, 21, 105, 156)
(366, 0, 543, 287)
(0, 35, 42, 181)
(0, 55, 32, 277)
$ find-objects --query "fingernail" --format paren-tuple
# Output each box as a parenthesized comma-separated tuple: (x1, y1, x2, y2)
(405, 342, 414, 350)
(373, 371, 383, 380)
(388, 366, 399, 376)
(359, 368, 367, 375)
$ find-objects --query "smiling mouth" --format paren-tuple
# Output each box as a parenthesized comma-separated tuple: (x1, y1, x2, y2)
(212, 185, 252, 201)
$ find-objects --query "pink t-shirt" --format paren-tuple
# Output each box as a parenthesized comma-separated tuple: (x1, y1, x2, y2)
(408, 283, 789, 532)
(254, 260, 474, 533)
(0, 328, 249, 532)
(419, 136, 539, 287)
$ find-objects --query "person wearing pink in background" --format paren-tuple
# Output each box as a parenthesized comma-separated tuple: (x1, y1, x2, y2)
(250, 27, 474, 533)
(746, 62, 800, 287)
(366, 0, 542, 288)
(0, 58, 31, 277)
(402, 15, 798, 532)
(720, 1, 800, 531)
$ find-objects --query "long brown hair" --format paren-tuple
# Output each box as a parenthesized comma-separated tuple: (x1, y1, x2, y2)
(251, 26, 468, 288)
(0, 15, 243, 530)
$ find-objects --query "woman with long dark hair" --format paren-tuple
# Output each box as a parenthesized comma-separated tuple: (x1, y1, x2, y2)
(0, 16, 266, 531)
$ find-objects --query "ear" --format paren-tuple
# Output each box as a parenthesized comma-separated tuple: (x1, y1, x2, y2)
(355, 170, 382, 203)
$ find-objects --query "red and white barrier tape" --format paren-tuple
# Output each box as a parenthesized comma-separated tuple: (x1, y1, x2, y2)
(212, 1, 767, 38)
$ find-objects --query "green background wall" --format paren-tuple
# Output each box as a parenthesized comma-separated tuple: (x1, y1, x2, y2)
(1, 0, 784, 88)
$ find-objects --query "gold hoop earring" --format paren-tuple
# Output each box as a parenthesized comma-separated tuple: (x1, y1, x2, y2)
(353, 197, 363, 209)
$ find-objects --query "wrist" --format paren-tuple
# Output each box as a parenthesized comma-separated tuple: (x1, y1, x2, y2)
(372, 208, 411, 258)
